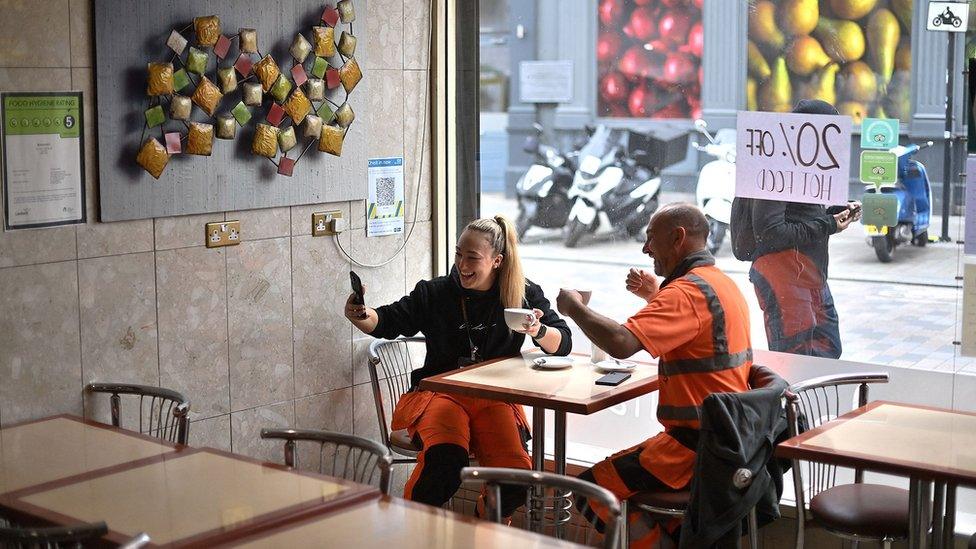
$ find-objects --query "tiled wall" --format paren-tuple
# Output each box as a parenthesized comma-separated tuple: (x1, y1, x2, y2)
(0, 0, 434, 465)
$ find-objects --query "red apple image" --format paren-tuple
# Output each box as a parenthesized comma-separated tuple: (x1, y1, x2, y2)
(628, 7, 657, 41)
(598, 0, 624, 27)
(684, 21, 704, 58)
(618, 46, 652, 80)
(597, 32, 622, 63)
(628, 83, 658, 117)
(660, 52, 697, 84)
(600, 71, 630, 103)
(658, 11, 693, 45)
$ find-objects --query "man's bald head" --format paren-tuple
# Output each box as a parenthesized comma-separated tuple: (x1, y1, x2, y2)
(650, 203, 709, 245)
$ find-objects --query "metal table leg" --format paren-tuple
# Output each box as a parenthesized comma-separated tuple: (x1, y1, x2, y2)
(933, 482, 945, 548)
(530, 406, 546, 532)
(553, 411, 570, 537)
(943, 484, 956, 549)
(908, 478, 932, 549)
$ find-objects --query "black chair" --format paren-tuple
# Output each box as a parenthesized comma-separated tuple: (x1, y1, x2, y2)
(461, 467, 623, 549)
(786, 372, 905, 549)
(261, 428, 393, 495)
(0, 521, 107, 548)
(85, 382, 190, 445)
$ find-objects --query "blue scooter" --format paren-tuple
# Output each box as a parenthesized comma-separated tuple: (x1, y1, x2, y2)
(862, 141, 934, 262)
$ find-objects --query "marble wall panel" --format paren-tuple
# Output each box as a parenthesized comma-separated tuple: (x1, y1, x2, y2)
(227, 238, 294, 411)
(366, 0, 404, 70)
(78, 252, 159, 423)
(230, 401, 296, 463)
(292, 233, 353, 397)
(0, 261, 82, 425)
(154, 213, 222, 251)
(0, 0, 69, 68)
(156, 246, 229, 420)
(403, 70, 432, 223)
(226, 207, 290, 242)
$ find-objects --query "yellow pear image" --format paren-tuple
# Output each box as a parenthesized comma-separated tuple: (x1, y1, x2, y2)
(758, 57, 792, 112)
(813, 17, 865, 63)
(787, 35, 832, 76)
(748, 41, 772, 80)
(747, 78, 758, 111)
(867, 8, 900, 87)
(838, 101, 868, 124)
(800, 63, 840, 105)
(838, 61, 878, 103)
(829, 0, 877, 20)
(778, 0, 819, 36)
(750, 1, 786, 51)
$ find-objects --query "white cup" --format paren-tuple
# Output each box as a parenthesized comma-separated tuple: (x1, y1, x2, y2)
(590, 345, 607, 364)
(504, 308, 537, 331)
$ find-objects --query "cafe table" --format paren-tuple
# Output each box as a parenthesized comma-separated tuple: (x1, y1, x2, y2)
(775, 401, 976, 549)
(0, 414, 181, 496)
(0, 447, 378, 547)
(221, 495, 588, 548)
(420, 350, 659, 477)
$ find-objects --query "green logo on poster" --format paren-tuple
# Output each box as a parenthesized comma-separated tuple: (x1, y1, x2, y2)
(860, 118, 899, 149)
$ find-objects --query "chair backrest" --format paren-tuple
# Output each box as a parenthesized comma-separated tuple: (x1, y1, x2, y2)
(86, 382, 190, 445)
(785, 372, 889, 511)
(261, 428, 394, 495)
(460, 467, 622, 549)
(366, 337, 426, 450)
(0, 521, 108, 548)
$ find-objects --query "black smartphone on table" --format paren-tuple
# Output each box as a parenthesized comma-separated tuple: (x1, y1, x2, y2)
(595, 372, 631, 386)
(349, 271, 367, 318)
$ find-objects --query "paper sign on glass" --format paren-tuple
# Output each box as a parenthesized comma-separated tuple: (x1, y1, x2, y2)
(859, 151, 897, 185)
(860, 118, 899, 150)
(966, 156, 976, 256)
(735, 111, 852, 206)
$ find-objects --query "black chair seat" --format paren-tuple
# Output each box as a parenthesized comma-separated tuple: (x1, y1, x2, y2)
(629, 490, 690, 512)
(390, 429, 421, 453)
(810, 484, 910, 540)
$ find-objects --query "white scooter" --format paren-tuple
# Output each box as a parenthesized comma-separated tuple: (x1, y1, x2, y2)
(563, 126, 662, 248)
(693, 119, 736, 255)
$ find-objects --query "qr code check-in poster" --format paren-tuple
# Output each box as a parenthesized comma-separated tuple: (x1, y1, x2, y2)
(366, 157, 404, 237)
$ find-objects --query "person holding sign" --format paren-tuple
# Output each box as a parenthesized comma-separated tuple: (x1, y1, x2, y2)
(739, 100, 862, 359)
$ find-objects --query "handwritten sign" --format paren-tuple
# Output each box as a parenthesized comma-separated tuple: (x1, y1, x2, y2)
(735, 111, 851, 206)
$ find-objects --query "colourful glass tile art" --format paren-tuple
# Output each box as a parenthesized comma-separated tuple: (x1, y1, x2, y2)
(311, 57, 328, 79)
(337, 0, 356, 23)
(194, 15, 221, 47)
(338, 31, 357, 57)
(335, 102, 355, 128)
(284, 89, 312, 124)
(267, 102, 285, 126)
(291, 64, 308, 87)
(173, 69, 190, 92)
(136, 137, 169, 179)
(235, 53, 254, 77)
(165, 132, 182, 155)
(252, 123, 279, 158)
(147, 62, 174, 96)
(270, 74, 292, 102)
(145, 105, 165, 128)
(318, 124, 344, 156)
(254, 54, 280, 92)
(312, 26, 335, 57)
(214, 35, 232, 59)
(191, 76, 222, 116)
(290, 33, 312, 64)
(239, 28, 258, 53)
(326, 68, 340, 89)
(339, 58, 361, 93)
(278, 126, 297, 152)
(167, 30, 188, 55)
(305, 78, 325, 101)
(216, 114, 236, 139)
(186, 122, 214, 156)
(169, 95, 192, 120)
(232, 101, 252, 126)
(187, 47, 209, 75)
(316, 101, 334, 123)
(242, 82, 263, 106)
(278, 156, 295, 176)
(218, 67, 237, 94)
(322, 6, 339, 26)
(302, 115, 323, 139)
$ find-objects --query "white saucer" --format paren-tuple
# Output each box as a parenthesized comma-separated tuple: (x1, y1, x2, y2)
(531, 357, 574, 370)
(594, 359, 636, 372)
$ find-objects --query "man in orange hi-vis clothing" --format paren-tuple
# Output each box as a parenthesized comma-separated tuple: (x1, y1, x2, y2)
(557, 203, 753, 548)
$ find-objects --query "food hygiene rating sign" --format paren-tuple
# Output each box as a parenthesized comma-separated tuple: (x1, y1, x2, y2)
(735, 110, 852, 206)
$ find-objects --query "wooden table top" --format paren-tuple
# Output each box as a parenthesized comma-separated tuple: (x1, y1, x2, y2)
(1, 447, 378, 547)
(0, 415, 179, 496)
(776, 401, 976, 484)
(420, 351, 659, 415)
(224, 496, 588, 548)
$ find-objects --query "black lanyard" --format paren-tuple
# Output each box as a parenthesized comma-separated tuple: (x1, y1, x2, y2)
(459, 298, 482, 362)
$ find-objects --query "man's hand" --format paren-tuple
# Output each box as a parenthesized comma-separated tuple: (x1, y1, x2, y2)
(848, 200, 862, 223)
(833, 209, 854, 233)
(625, 268, 659, 303)
(556, 289, 585, 317)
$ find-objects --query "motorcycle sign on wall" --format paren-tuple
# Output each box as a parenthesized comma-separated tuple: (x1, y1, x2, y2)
(927, 2, 969, 31)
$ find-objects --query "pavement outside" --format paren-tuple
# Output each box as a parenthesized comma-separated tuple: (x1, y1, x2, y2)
(482, 192, 976, 374)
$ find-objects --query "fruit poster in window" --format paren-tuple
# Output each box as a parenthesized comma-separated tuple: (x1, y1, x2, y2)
(597, 0, 703, 119)
(746, 0, 912, 125)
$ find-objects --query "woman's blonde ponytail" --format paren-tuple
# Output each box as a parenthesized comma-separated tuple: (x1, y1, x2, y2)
(463, 215, 526, 309)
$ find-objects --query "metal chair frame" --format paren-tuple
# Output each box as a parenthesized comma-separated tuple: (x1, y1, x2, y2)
(367, 337, 426, 464)
(461, 467, 622, 549)
(0, 521, 108, 548)
(261, 428, 393, 495)
(86, 382, 190, 445)
(118, 532, 151, 549)
(785, 372, 896, 549)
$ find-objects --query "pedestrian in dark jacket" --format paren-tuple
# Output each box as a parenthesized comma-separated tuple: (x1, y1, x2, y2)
(344, 214, 572, 514)
(746, 100, 862, 359)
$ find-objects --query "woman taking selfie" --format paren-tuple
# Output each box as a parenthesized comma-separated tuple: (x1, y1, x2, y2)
(344, 214, 572, 514)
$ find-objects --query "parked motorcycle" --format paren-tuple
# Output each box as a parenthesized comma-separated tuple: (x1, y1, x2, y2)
(862, 141, 934, 262)
(514, 123, 579, 241)
(563, 126, 687, 248)
(692, 119, 737, 255)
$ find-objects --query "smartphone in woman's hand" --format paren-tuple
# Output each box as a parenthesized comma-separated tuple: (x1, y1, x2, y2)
(349, 271, 365, 306)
